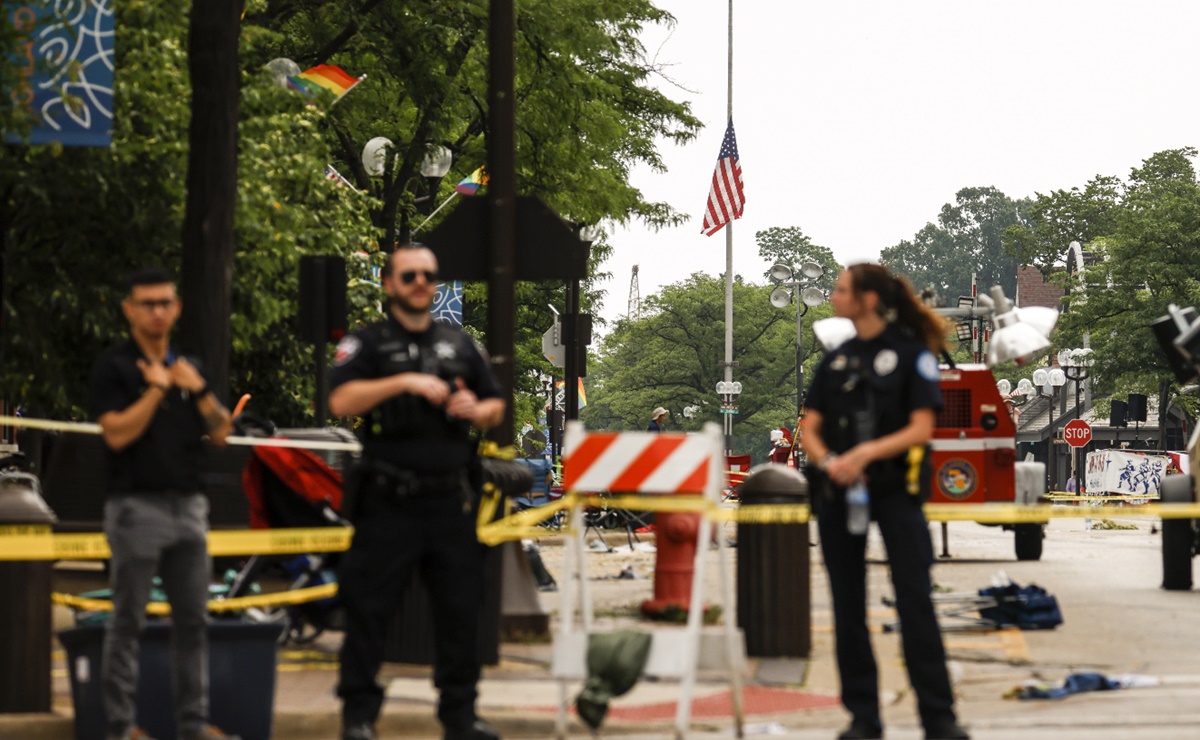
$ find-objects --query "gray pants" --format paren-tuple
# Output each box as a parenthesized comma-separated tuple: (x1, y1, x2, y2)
(102, 493, 211, 739)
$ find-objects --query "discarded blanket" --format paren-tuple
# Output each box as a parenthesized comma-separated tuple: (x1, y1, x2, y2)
(575, 630, 653, 729)
(1011, 672, 1160, 700)
(978, 582, 1063, 630)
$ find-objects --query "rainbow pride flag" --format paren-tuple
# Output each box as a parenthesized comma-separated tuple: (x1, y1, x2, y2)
(287, 64, 363, 99)
(454, 166, 489, 195)
(556, 378, 587, 409)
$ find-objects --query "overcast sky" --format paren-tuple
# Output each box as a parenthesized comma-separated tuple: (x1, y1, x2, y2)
(593, 0, 1200, 325)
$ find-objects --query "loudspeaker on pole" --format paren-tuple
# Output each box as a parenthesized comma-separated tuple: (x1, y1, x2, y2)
(1127, 393, 1148, 423)
(298, 255, 348, 343)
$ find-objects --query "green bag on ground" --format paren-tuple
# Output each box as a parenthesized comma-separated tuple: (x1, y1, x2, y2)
(575, 630, 653, 729)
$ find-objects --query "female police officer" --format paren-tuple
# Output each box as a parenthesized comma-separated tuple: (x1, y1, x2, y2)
(802, 264, 969, 740)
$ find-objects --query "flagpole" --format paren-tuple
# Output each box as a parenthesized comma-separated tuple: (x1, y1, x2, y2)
(413, 190, 459, 234)
(722, 0, 735, 457)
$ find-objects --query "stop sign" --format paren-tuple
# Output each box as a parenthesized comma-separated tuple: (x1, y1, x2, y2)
(1063, 419, 1092, 448)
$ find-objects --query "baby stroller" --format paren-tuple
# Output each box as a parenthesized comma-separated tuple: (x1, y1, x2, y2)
(225, 419, 352, 643)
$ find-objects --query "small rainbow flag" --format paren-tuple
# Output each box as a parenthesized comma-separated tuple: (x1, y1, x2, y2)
(454, 166, 489, 195)
(287, 64, 363, 99)
(555, 378, 587, 409)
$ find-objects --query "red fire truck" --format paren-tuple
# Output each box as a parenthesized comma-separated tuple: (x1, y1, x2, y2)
(932, 363, 1046, 560)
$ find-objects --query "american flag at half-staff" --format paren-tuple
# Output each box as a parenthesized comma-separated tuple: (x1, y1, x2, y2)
(701, 118, 745, 236)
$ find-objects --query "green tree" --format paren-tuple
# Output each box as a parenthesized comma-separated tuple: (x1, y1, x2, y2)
(582, 272, 833, 460)
(1001, 175, 1124, 272)
(882, 186, 1028, 303)
(1, 1, 378, 423)
(0, 0, 699, 433)
(1054, 148, 1200, 416)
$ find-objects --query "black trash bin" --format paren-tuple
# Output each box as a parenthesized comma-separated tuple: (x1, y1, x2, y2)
(736, 464, 811, 658)
(0, 465, 57, 713)
(58, 620, 285, 740)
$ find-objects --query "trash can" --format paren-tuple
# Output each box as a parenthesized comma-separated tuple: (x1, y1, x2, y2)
(736, 464, 811, 658)
(0, 462, 57, 713)
(58, 620, 285, 740)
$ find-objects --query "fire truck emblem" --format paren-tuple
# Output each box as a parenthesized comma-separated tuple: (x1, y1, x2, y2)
(937, 458, 978, 499)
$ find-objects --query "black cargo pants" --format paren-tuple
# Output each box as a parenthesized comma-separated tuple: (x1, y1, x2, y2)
(337, 475, 485, 731)
(816, 484, 958, 731)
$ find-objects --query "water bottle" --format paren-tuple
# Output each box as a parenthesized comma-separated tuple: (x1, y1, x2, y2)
(846, 480, 870, 535)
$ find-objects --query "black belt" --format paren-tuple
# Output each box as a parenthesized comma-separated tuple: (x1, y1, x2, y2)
(364, 459, 467, 502)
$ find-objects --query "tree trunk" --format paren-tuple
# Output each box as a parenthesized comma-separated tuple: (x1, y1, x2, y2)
(180, 0, 242, 403)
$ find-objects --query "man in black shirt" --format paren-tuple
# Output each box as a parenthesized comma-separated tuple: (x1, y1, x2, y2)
(90, 268, 235, 740)
(330, 244, 505, 740)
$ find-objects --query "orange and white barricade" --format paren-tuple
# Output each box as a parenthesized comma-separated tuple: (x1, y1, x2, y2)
(551, 421, 743, 739)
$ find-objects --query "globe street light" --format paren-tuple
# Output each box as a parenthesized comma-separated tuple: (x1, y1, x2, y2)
(1058, 347, 1095, 486)
(768, 261, 826, 418)
(1021, 367, 1067, 489)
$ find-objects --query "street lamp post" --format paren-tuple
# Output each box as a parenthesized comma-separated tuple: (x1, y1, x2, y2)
(716, 380, 742, 455)
(1058, 347, 1095, 487)
(768, 261, 827, 418)
(1017, 367, 1067, 490)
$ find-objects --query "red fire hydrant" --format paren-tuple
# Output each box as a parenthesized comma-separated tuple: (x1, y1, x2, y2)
(640, 508, 702, 618)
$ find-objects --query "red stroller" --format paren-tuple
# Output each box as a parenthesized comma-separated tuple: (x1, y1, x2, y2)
(226, 436, 349, 643)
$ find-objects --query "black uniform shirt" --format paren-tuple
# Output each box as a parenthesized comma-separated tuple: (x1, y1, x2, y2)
(89, 340, 210, 495)
(330, 314, 501, 473)
(807, 326, 941, 489)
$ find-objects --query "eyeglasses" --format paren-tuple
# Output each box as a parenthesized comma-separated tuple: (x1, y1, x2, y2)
(399, 270, 438, 285)
(133, 299, 176, 311)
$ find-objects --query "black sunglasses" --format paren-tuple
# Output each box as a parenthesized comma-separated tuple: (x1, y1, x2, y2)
(399, 270, 438, 285)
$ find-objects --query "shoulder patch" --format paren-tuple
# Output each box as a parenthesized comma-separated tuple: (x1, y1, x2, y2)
(916, 350, 940, 381)
(334, 335, 362, 366)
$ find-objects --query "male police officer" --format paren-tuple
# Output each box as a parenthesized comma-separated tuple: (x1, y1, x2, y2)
(330, 244, 505, 740)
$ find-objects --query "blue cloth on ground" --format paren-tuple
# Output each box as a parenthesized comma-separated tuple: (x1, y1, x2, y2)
(1017, 672, 1121, 700)
(978, 582, 1063, 630)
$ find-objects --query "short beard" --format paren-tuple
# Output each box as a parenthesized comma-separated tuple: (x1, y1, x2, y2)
(388, 294, 428, 316)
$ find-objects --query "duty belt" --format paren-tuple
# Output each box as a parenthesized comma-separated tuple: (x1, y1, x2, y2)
(365, 459, 467, 503)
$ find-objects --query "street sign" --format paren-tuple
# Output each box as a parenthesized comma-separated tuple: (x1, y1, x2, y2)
(542, 324, 565, 368)
(1064, 419, 1092, 448)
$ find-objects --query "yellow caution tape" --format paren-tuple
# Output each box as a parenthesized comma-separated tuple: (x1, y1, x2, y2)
(0, 527, 353, 561)
(1044, 494, 1160, 502)
(51, 583, 338, 615)
(479, 442, 518, 460)
(0, 415, 101, 434)
(472, 492, 1200, 545)
(0, 415, 363, 452)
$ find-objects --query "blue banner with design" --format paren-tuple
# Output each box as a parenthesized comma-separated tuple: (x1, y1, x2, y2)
(432, 280, 463, 326)
(6, 0, 115, 147)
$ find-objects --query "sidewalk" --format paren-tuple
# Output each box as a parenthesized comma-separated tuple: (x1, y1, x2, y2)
(11, 521, 1190, 739)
